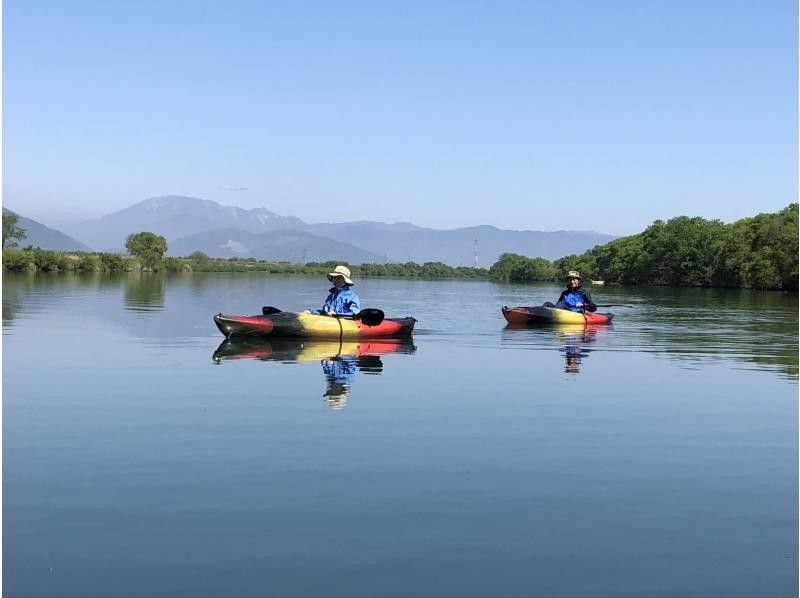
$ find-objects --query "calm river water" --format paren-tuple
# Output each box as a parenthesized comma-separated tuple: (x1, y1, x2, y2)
(3, 272, 798, 597)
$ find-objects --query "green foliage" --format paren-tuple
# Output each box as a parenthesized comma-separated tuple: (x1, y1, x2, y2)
(30, 248, 71, 271)
(77, 253, 102, 271)
(4, 249, 489, 278)
(3, 249, 132, 272)
(5, 204, 795, 290)
(453, 266, 488, 279)
(357, 261, 486, 279)
(587, 206, 798, 290)
(716, 204, 798, 290)
(100, 253, 129, 272)
(314, 260, 347, 270)
(489, 253, 557, 282)
(3, 249, 36, 271)
(125, 232, 168, 269)
(2, 212, 27, 248)
(162, 257, 188, 272)
(490, 204, 798, 290)
(552, 254, 598, 280)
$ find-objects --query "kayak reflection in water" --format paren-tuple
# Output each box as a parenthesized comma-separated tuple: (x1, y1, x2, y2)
(212, 338, 414, 408)
(544, 270, 597, 313)
(558, 325, 600, 374)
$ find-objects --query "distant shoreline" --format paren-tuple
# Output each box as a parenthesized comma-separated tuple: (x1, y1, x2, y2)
(1, 248, 489, 280)
(4, 197, 798, 294)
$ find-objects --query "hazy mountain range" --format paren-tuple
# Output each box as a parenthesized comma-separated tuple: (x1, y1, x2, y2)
(3, 208, 90, 252)
(169, 228, 381, 264)
(11, 195, 616, 265)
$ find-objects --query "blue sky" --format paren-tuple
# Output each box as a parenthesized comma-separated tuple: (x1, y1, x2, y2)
(3, 0, 797, 234)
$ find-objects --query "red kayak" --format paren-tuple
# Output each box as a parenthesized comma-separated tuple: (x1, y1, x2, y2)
(502, 305, 613, 325)
(214, 310, 416, 339)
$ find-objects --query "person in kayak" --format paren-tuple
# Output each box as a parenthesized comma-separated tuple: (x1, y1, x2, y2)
(546, 271, 597, 312)
(307, 265, 361, 317)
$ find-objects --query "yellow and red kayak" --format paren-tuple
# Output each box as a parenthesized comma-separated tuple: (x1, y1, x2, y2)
(502, 305, 613, 325)
(214, 311, 416, 339)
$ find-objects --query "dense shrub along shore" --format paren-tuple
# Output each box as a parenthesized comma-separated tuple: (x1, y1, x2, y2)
(3, 204, 797, 290)
(490, 204, 798, 291)
(1, 249, 488, 279)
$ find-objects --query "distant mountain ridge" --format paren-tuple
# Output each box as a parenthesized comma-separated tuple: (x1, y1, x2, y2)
(303, 221, 615, 265)
(3, 208, 90, 251)
(64, 195, 305, 251)
(169, 228, 381, 263)
(55, 195, 615, 265)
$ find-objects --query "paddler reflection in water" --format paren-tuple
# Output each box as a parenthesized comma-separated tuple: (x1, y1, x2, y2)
(305, 265, 361, 316)
(559, 326, 600, 374)
(321, 354, 385, 409)
(321, 355, 358, 409)
(545, 271, 597, 312)
(212, 337, 399, 410)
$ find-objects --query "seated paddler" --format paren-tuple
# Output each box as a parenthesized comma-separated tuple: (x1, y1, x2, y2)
(307, 265, 361, 317)
(545, 270, 597, 313)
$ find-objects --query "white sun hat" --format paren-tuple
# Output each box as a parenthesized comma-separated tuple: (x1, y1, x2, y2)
(327, 265, 354, 285)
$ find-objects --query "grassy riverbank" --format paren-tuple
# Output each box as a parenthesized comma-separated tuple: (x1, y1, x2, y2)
(2, 249, 489, 279)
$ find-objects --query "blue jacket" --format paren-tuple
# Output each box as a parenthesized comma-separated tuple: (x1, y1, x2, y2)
(317, 285, 361, 316)
(556, 286, 596, 312)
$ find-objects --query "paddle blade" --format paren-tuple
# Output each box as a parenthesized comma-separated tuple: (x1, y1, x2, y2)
(356, 308, 385, 326)
(262, 306, 282, 315)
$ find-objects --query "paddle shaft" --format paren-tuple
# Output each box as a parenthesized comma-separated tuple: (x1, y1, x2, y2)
(593, 304, 637, 308)
(263, 306, 385, 325)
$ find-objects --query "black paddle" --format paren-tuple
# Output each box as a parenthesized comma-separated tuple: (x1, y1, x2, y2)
(263, 305, 385, 326)
(354, 308, 385, 326)
(593, 304, 637, 308)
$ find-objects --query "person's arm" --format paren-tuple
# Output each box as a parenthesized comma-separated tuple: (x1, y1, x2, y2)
(319, 292, 334, 315)
(347, 291, 361, 316)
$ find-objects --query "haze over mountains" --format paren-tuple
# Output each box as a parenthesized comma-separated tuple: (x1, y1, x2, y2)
(169, 228, 381, 264)
(3, 208, 90, 252)
(17, 196, 616, 265)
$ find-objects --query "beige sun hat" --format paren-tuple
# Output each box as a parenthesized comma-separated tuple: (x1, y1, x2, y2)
(327, 265, 354, 285)
(566, 270, 582, 280)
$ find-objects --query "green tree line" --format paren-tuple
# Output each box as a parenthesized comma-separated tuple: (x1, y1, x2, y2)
(489, 203, 798, 290)
(3, 232, 489, 278)
(5, 203, 797, 289)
